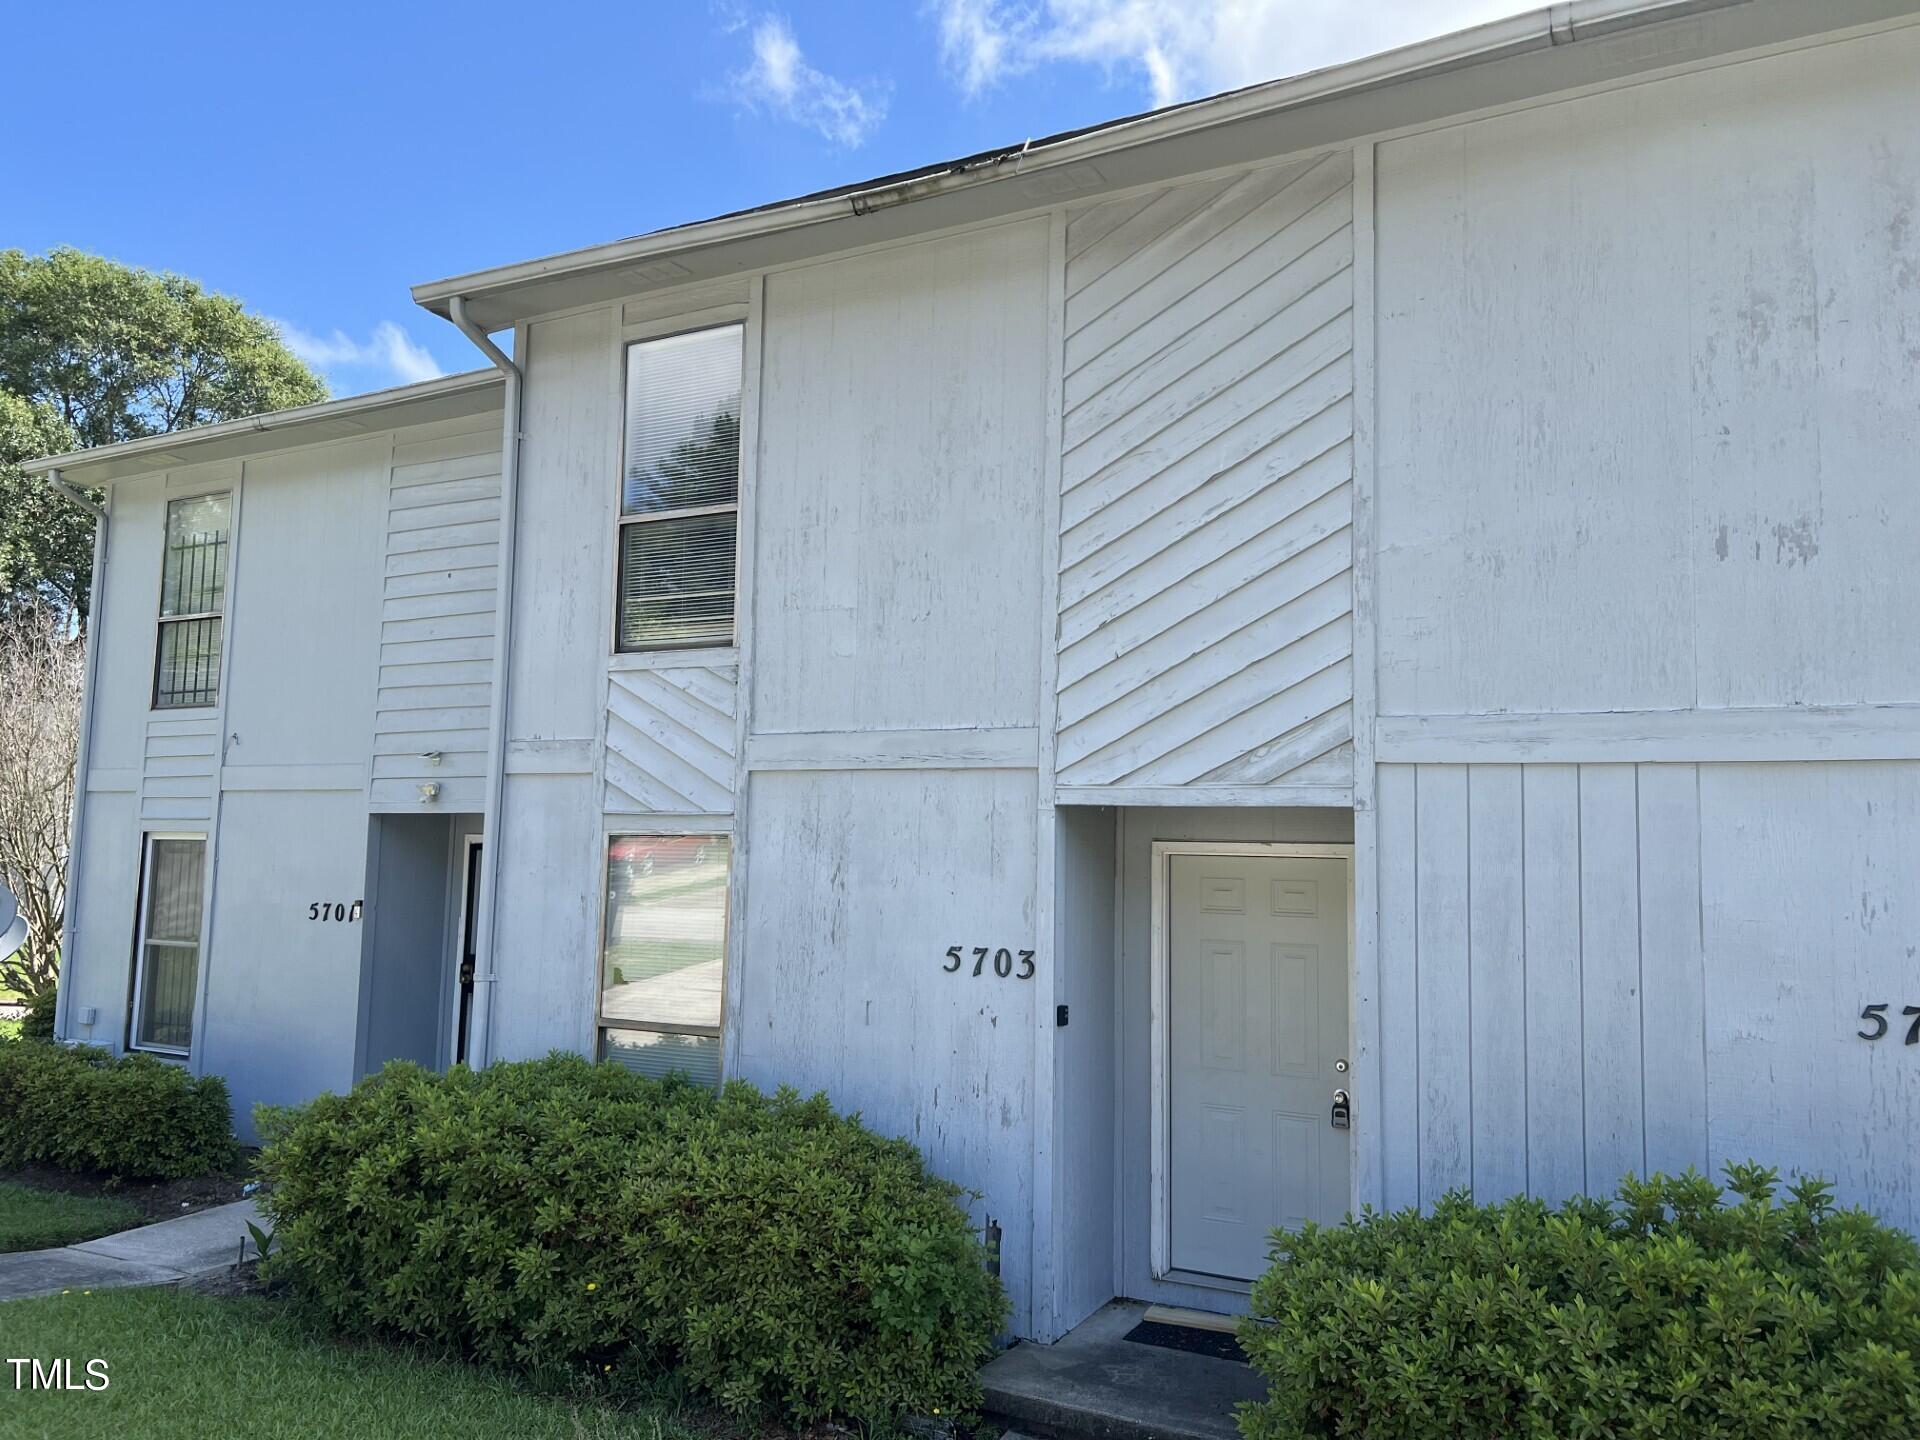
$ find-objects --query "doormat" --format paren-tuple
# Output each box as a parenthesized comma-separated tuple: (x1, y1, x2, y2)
(1121, 1319, 1247, 1365)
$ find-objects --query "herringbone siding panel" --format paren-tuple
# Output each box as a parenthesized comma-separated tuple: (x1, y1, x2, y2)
(1055, 152, 1355, 790)
(604, 665, 738, 814)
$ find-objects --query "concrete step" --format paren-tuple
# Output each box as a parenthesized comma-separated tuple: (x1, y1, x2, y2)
(980, 1302, 1265, 1440)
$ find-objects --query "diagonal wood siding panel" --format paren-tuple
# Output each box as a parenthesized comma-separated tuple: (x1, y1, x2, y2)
(371, 418, 501, 811)
(1056, 153, 1356, 791)
(604, 665, 738, 814)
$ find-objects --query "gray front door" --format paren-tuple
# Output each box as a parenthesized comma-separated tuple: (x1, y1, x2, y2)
(1168, 852, 1350, 1280)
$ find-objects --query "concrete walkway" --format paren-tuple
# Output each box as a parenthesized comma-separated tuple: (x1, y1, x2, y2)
(0, 1197, 262, 1302)
(981, 1301, 1266, 1440)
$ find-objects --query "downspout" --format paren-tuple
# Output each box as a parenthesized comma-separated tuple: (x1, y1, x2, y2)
(446, 297, 523, 1070)
(41, 470, 108, 1046)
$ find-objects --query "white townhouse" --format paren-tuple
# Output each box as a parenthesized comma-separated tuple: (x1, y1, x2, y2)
(28, 0, 1920, 1343)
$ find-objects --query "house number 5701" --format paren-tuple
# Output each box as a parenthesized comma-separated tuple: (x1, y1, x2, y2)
(1858, 1005, 1920, 1044)
(944, 946, 1036, 979)
(308, 900, 364, 922)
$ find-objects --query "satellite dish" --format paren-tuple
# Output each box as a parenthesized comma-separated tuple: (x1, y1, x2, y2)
(0, 915, 25, 968)
(0, 882, 22, 966)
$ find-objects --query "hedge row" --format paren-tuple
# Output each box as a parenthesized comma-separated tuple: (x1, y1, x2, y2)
(1239, 1167, 1920, 1440)
(0, 1039, 237, 1180)
(257, 1055, 1006, 1425)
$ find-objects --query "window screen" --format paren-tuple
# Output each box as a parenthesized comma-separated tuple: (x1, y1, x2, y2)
(132, 836, 207, 1053)
(617, 325, 742, 651)
(600, 834, 727, 1083)
(154, 493, 231, 708)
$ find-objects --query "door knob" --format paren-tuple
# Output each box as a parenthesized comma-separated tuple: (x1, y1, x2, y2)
(1330, 1088, 1351, 1130)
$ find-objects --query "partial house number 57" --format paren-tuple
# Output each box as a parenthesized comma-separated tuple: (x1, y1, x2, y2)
(1858, 1004, 1920, 1044)
(944, 946, 1036, 979)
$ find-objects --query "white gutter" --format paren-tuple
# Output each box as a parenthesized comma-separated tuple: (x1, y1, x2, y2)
(410, 0, 1753, 315)
(20, 370, 501, 481)
(445, 297, 522, 1070)
(42, 470, 107, 1045)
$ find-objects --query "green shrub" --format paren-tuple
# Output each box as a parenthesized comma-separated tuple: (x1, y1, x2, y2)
(20, 986, 57, 1041)
(1238, 1166, 1920, 1440)
(256, 1054, 1007, 1425)
(0, 1039, 237, 1180)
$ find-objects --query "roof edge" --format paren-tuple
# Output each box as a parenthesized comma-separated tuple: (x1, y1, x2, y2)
(23, 369, 504, 479)
(409, 0, 1749, 319)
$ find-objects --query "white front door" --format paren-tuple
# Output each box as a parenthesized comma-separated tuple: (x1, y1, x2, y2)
(1167, 852, 1350, 1280)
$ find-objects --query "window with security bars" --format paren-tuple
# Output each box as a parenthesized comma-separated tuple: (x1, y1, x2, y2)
(599, 834, 727, 1085)
(131, 835, 207, 1054)
(617, 325, 742, 651)
(154, 493, 231, 708)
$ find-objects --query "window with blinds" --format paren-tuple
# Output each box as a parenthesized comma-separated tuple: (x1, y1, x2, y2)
(617, 325, 743, 651)
(599, 834, 728, 1085)
(154, 493, 231, 708)
(131, 835, 207, 1054)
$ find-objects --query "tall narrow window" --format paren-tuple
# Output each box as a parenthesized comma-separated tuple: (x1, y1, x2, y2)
(154, 493, 231, 708)
(131, 835, 207, 1054)
(599, 834, 727, 1084)
(617, 325, 742, 651)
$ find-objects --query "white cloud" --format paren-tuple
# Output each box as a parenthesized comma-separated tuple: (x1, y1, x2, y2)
(272, 319, 445, 391)
(935, 0, 1537, 108)
(727, 14, 888, 147)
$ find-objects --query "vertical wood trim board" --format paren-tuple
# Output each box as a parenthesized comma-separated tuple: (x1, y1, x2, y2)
(1378, 761, 1710, 1209)
(1054, 152, 1357, 791)
(372, 419, 503, 810)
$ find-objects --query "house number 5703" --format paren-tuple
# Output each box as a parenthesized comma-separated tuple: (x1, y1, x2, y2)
(944, 946, 1036, 979)
(1858, 1005, 1920, 1044)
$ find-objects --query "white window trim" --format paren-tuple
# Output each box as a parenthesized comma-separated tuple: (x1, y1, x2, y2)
(613, 322, 746, 656)
(151, 491, 233, 712)
(128, 831, 208, 1058)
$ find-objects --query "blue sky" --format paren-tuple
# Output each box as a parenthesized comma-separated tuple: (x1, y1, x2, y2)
(11, 1, 1528, 396)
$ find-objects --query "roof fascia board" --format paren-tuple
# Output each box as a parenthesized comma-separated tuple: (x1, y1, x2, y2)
(23, 370, 504, 484)
(413, 0, 1918, 330)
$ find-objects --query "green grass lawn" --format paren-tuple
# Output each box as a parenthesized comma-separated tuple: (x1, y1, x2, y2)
(0, 1183, 142, 1253)
(0, 1018, 19, 1042)
(0, 1288, 714, 1440)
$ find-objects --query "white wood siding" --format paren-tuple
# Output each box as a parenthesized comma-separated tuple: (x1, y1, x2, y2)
(752, 222, 1049, 737)
(604, 662, 738, 814)
(1056, 153, 1355, 793)
(140, 717, 219, 823)
(1375, 760, 1920, 1233)
(1374, 24, 1920, 718)
(374, 418, 502, 810)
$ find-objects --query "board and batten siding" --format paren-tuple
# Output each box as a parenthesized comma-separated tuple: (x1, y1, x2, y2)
(1375, 760, 1920, 1233)
(1055, 151, 1355, 795)
(373, 417, 502, 811)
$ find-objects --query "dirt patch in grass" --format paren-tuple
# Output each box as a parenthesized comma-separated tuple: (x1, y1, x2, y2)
(0, 1152, 261, 1227)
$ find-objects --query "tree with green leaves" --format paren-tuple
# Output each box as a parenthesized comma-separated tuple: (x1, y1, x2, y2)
(0, 248, 327, 1000)
(0, 246, 327, 629)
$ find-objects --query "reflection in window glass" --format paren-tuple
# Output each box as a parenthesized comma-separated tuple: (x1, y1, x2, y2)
(617, 325, 742, 651)
(600, 834, 727, 1085)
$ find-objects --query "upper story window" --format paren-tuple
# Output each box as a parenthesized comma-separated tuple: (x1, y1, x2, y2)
(154, 493, 231, 708)
(618, 324, 743, 651)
